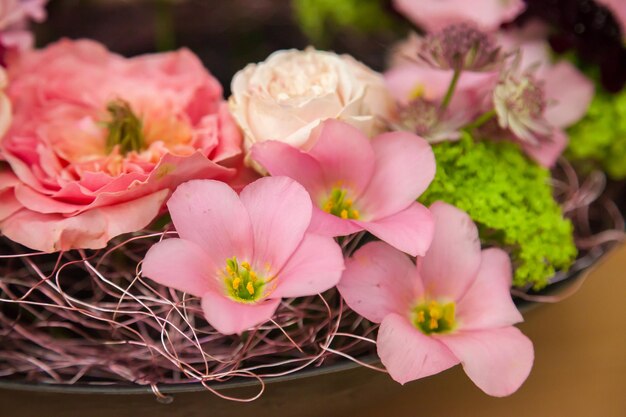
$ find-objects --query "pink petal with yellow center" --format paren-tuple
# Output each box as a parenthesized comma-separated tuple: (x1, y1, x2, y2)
(307, 119, 375, 197)
(239, 176, 313, 272)
(306, 207, 363, 237)
(358, 131, 435, 219)
(167, 179, 253, 264)
(456, 248, 523, 330)
(378, 313, 460, 384)
(1, 189, 169, 252)
(338, 241, 421, 323)
(142, 238, 218, 297)
(201, 292, 281, 336)
(357, 202, 434, 257)
(273, 233, 344, 298)
(417, 202, 481, 301)
(251, 140, 327, 201)
(438, 327, 534, 397)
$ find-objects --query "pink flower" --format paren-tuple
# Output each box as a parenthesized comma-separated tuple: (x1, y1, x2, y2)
(0, 0, 47, 62)
(0, 39, 242, 252)
(142, 176, 344, 335)
(393, 0, 525, 32)
(338, 202, 534, 397)
(251, 119, 435, 257)
(497, 25, 595, 166)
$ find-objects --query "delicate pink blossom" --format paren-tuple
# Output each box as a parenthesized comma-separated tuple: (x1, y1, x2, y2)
(251, 119, 435, 257)
(338, 202, 534, 397)
(0, 39, 242, 252)
(142, 177, 345, 335)
(497, 25, 595, 166)
(393, 0, 525, 32)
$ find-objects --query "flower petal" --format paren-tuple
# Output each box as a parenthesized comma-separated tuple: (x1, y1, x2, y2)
(142, 238, 216, 297)
(457, 248, 522, 330)
(1, 190, 169, 252)
(418, 201, 481, 301)
(306, 207, 364, 237)
(273, 233, 344, 298)
(358, 131, 435, 219)
(167, 179, 253, 264)
(338, 242, 422, 322)
(307, 120, 375, 196)
(522, 128, 567, 168)
(239, 176, 312, 271)
(378, 313, 460, 384)
(251, 140, 327, 201)
(543, 61, 594, 129)
(358, 202, 434, 256)
(201, 292, 281, 335)
(440, 327, 534, 397)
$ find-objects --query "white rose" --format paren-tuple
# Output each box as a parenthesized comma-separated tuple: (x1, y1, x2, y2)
(229, 47, 395, 158)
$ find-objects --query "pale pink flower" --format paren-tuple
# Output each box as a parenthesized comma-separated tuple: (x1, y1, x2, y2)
(251, 120, 435, 257)
(142, 177, 344, 335)
(229, 48, 394, 165)
(338, 202, 534, 397)
(0, 0, 47, 61)
(497, 24, 595, 166)
(0, 39, 242, 252)
(393, 0, 525, 32)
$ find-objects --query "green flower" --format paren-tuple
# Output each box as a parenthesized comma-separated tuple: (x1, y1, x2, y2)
(420, 133, 577, 289)
(566, 89, 626, 180)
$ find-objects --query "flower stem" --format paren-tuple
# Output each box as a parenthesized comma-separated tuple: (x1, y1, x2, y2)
(439, 68, 461, 114)
(464, 109, 496, 131)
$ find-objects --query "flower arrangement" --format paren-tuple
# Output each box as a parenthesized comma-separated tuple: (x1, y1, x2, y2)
(0, 0, 624, 403)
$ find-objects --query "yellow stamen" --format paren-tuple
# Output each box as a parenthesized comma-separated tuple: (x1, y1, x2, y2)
(429, 318, 439, 330)
(409, 83, 425, 100)
(351, 209, 360, 219)
(226, 265, 235, 276)
(249, 270, 257, 281)
(416, 310, 425, 323)
(345, 199, 353, 207)
(340, 209, 348, 219)
(241, 261, 251, 271)
(232, 277, 241, 290)
(246, 282, 255, 295)
(323, 201, 334, 213)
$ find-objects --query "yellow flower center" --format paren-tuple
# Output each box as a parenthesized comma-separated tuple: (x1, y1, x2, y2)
(322, 187, 360, 220)
(223, 257, 274, 302)
(412, 300, 456, 335)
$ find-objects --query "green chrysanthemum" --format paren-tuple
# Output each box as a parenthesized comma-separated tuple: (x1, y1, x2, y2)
(566, 89, 626, 180)
(420, 133, 577, 289)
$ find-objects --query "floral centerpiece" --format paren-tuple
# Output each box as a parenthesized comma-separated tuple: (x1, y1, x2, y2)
(0, 0, 624, 402)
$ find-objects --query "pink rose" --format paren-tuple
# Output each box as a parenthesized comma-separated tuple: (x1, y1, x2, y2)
(393, 0, 525, 32)
(0, 39, 242, 252)
(229, 48, 394, 163)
